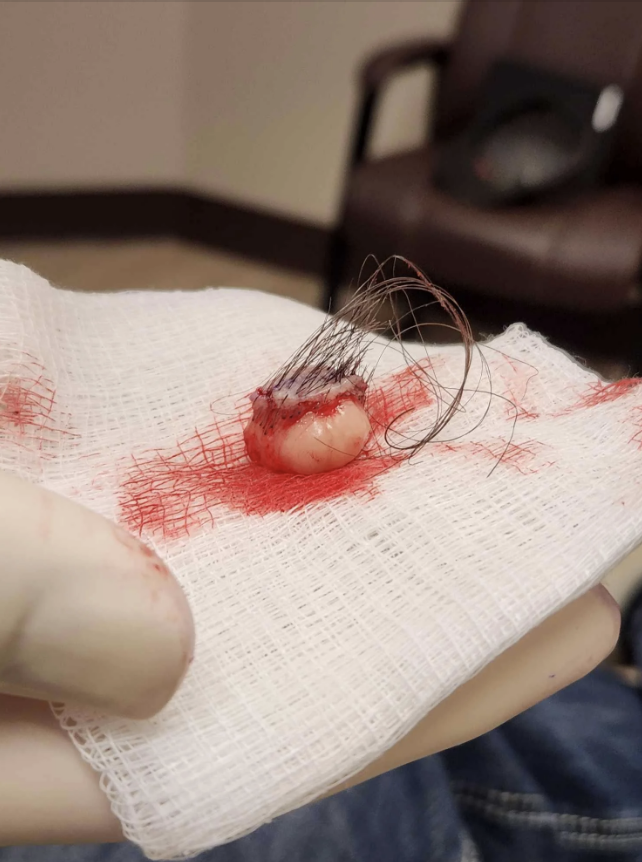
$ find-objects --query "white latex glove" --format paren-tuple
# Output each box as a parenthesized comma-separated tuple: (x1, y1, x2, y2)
(0, 468, 620, 847)
(0, 469, 194, 719)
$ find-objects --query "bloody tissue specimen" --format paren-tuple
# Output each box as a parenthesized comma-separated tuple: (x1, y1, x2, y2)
(118, 364, 434, 541)
(244, 372, 372, 474)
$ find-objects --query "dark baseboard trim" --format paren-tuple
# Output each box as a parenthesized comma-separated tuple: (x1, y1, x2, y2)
(0, 188, 330, 276)
(185, 193, 329, 275)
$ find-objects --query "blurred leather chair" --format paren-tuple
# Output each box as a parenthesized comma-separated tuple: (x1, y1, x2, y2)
(325, 0, 642, 366)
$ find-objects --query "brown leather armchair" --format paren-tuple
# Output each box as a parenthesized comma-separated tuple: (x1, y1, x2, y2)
(325, 0, 642, 367)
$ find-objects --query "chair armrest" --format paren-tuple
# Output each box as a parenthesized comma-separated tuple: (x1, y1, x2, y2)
(346, 38, 452, 169)
(360, 38, 452, 91)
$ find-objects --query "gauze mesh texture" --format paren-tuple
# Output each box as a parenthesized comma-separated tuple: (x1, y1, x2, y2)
(1, 259, 641, 859)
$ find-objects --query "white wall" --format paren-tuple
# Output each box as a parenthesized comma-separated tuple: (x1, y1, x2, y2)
(0, 1, 186, 188)
(0, 0, 461, 223)
(185, 1, 461, 224)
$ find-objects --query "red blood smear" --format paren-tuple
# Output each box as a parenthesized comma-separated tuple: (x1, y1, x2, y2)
(573, 378, 642, 409)
(492, 353, 540, 420)
(574, 379, 642, 455)
(119, 364, 435, 540)
(436, 439, 552, 475)
(0, 362, 75, 453)
(0, 374, 55, 433)
(631, 406, 642, 450)
(112, 524, 172, 579)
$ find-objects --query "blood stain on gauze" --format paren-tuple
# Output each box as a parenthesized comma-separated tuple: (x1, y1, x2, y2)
(435, 438, 554, 475)
(632, 407, 642, 450)
(118, 364, 435, 541)
(1, 366, 54, 433)
(570, 377, 642, 410)
(561, 378, 642, 452)
(487, 350, 541, 421)
(0, 359, 75, 454)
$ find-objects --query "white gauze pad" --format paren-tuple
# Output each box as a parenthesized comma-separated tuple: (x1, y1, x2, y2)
(0, 260, 641, 859)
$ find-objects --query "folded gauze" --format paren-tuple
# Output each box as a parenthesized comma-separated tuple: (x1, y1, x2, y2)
(1, 259, 641, 859)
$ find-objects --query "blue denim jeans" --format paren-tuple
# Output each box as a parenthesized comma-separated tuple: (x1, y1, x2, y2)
(5, 602, 642, 862)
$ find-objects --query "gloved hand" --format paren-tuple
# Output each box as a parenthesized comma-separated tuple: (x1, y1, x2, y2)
(334, 583, 620, 795)
(0, 464, 619, 846)
(0, 469, 194, 718)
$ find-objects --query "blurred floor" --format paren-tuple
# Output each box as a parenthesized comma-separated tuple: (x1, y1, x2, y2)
(0, 238, 322, 304)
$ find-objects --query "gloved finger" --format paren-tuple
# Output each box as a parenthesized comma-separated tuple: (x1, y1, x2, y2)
(0, 695, 123, 846)
(0, 470, 194, 719)
(0, 585, 620, 847)
(330, 584, 620, 794)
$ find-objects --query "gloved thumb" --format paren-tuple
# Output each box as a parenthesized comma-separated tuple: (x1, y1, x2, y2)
(0, 471, 194, 719)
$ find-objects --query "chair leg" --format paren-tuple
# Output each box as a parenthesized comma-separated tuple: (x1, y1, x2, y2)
(321, 230, 347, 313)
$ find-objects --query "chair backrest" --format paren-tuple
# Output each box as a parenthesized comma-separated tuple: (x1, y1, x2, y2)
(434, 0, 642, 182)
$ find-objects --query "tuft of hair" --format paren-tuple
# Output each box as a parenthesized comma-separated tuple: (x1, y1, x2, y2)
(258, 256, 479, 457)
